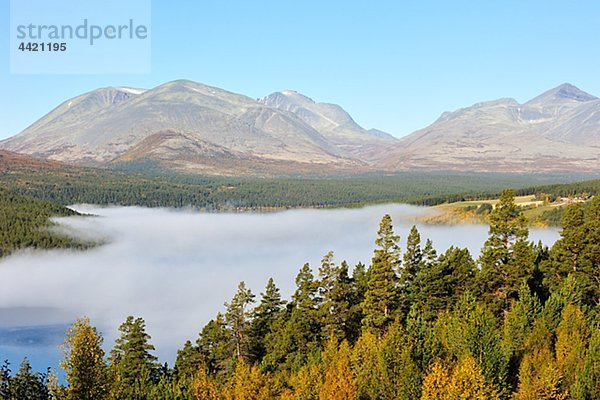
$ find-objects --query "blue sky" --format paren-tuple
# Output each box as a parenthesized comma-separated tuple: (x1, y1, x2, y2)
(1, 0, 599, 140)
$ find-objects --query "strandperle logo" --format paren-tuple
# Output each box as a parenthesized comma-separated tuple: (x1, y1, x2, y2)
(10, 0, 151, 74)
(16, 19, 148, 45)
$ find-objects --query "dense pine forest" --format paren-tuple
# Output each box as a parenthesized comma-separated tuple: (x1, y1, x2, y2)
(1, 190, 598, 399)
(1, 150, 596, 210)
(0, 189, 91, 257)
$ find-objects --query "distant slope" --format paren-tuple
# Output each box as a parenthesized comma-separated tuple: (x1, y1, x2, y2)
(379, 83, 600, 172)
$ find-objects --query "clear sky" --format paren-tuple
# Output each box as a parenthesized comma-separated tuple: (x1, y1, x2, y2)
(1, 0, 599, 140)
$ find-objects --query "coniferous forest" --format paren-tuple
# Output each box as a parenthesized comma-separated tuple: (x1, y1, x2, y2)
(1, 190, 598, 399)
(0, 189, 91, 258)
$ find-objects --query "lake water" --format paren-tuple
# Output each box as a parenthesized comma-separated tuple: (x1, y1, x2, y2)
(0, 204, 560, 374)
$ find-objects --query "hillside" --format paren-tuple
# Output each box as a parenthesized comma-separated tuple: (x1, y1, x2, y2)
(0, 81, 392, 175)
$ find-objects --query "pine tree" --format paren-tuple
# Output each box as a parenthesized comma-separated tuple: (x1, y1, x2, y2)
(61, 317, 109, 400)
(346, 262, 368, 343)
(147, 372, 188, 400)
(263, 263, 321, 371)
(399, 225, 423, 315)
(108, 316, 158, 399)
(318, 251, 338, 340)
(289, 263, 319, 313)
(530, 241, 550, 302)
(478, 189, 531, 313)
(174, 340, 202, 381)
(414, 246, 475, 320)
(421, 238, 437, 271)
(337, 260, 363, 343)
(405, 305, 438, 372)
(318, 253, 356, 342)
(362, 214, 400, 332)
(249, 277, 284, 363)
(580, 196, 600, 305)
(543, 198, 600, 307)
(552, 204, 586, 274)
(225, 281, 255, 361)
(197, 313, 235, 380)
(402, 225, 422, 285)
(352, 262, 369, 303)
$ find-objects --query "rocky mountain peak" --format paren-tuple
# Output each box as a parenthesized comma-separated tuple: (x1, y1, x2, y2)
(526, 83, 597, 105)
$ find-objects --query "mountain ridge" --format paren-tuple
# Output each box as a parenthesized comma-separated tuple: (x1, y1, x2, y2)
(374, 83, 599, 173)
(1, 81, 598, 175)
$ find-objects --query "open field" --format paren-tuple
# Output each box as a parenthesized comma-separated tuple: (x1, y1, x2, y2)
(421, 195, 587, 226)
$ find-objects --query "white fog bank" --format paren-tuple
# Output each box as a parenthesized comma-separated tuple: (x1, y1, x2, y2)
(0, 204, 560, 371)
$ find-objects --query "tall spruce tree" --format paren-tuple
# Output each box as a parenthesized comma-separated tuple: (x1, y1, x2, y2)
(352, 262, 369, 303)
(362, 214, 401, 332)
(263, 263, 321, 370)
(225, 281, 255, 361)
(318, 252, 355, 341)
(336, 260, 362, 343)
(249, 278, 285, 363)
(478, 189, 532, 313)
(399, 225, 423, 315)
(109, 316, 158, 399)
(421, 238, 437, 271)
(174, 340, 202, 381)
(319, 251, 338, 339)
(402, 225, 423, 285)
(543, 198, 600, 307)
(196, 313, 234, 380)
(413, 246, 476, 320)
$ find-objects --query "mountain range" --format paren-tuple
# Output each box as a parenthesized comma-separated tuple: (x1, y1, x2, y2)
(1, 81, 598, 175)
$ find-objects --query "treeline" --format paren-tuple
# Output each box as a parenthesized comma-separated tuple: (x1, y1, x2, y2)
(0, 189, 91, 257)
(514, 178, 600, 199)
(2, 191, 598, 399)
(1, 157, 591, 209)
(535, 201, 593, 227)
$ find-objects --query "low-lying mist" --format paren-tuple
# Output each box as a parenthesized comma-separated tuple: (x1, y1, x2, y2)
(0, 204, 560, 372)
